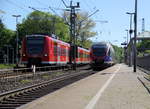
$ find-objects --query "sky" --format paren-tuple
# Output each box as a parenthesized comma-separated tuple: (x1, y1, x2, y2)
(0, 0, 150, 46)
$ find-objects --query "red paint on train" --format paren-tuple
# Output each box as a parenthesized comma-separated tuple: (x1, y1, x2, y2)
(21, 35, 90, 67)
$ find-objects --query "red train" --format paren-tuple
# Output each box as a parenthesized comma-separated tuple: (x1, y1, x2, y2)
(21, 35, 90, 67)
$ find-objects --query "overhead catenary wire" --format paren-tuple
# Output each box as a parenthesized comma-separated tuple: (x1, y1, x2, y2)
(77, 9, 99, 25)
(28, 6, 41, 12)
(83, 0, 94, 13)
(61, 0, 68, 8)
(49, 7, 60, 17)
(35, 0, 62, 17)
(5, 0, 30, 12)
(36, 0, 48, 7)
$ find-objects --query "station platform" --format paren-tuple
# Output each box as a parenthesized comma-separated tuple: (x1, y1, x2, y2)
(19, 64, 150, 109)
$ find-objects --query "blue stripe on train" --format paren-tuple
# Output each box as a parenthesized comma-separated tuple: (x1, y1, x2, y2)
(104, 56, 112, 61)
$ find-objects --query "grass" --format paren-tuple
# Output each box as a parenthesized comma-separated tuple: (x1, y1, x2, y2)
(55, 71, 63, 75)
(0, 64, 16, 69)
(42, 74, 50, 79)
(20, 79, 31, 84)
(42, 71, 63, 79)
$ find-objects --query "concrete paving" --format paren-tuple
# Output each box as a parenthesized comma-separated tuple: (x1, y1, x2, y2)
(19, 64, 150, 109)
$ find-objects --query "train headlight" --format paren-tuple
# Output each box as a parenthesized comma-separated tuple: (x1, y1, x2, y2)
(23, 54, 26, 57)
(44, 54, 48, 56)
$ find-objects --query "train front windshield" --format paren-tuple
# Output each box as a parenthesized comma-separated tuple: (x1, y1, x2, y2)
(26, 37, 44, 55)
(92, 46, 106, 56)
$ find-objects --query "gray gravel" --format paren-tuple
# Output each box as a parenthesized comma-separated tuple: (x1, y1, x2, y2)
(0, 70, 73, 93)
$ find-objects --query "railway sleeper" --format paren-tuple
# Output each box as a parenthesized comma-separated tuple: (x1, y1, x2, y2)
(144, 76, 150, 82)
(22, 89, 52, 94)
(0, 101, 26, 104)
(14, 95, 39, 99)
(0, 104, 21, 107)
(18, 93, 46, 97)
(7, 97, 36, 101)
(15, 93, 41, 98)
(22, 90, 48, 94)
(3, 98, 32, 102)
(0, 107, 15, 109)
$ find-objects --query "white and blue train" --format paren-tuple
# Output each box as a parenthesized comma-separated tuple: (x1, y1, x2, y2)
(90, 42, 116, 70)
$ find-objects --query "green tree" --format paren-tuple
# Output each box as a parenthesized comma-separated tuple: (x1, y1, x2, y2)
(112, 45, 124, 63)
(63, 11, 96, 48)
(18, 11, 70, 42)
(137, 40, 150, 49)
(0, 19, 15, 49)
(137, 40, 150, 56)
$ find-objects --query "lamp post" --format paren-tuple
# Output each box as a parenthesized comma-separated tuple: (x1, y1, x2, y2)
(12, 15, 21, 67)
(126, 12, 135, 40)
(126, 12, 135, 67)
(133, 0, 137, 72)
(123, 36, 127, 46)
(125, 29, 129, 44)
(10, 48, 14, 64)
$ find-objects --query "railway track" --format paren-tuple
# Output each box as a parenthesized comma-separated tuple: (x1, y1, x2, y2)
(0, 65, 72, 79)
(0, 65, 90, 93)
(0, 67, 95, 109)
(138, 66, 150, 82)
(0, 64, 88, 79)
(137, 66, 150, 95)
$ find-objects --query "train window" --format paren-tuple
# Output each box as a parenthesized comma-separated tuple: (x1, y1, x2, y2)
(80, 53, 83, 58)
(84, 53, 86, 58)
(66, 49, 68, 57)
(54, 42, 57, 56)
(57, 47, 61, 56)
(26, 37, 44, 55)
(61, 48, 63, 56)
(79, 53, 81, 58)
(61, 48, 66, 56)
(108, 50, 111, 56)
(64, 49, 67, 56)
(92, 47, 106, 56)
(87, 54, 89, 58)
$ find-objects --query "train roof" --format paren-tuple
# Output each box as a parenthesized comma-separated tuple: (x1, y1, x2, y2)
(49, 36, 70, 46)
(26, 34, 45, 37)
(92, 42, 110, 47)
(78, 46, 89, 52)
(91, 42, 114, 50)
(25, 34, 89, 51)
(25, 34, 70, 46)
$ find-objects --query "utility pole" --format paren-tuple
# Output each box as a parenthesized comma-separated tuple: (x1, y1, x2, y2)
(51, 16, 56, 35)
(63, 0, 80, 70)
(134, 0, 137, 72)
(125, 29, 129, 44)
(126, 12, 134, 40)
(6, 45, 9, 64)
(142, 18, 145, 32)
(70, 1, 80, 70)
(126, 12, 134, 67)
(12, 15, 21, 67)
(11, 48, 14, 64)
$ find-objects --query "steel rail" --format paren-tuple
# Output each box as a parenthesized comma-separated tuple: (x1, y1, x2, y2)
(0, 68, 93, 108)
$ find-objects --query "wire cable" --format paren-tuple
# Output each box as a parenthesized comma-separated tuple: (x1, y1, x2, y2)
(5, 0, 30, 12)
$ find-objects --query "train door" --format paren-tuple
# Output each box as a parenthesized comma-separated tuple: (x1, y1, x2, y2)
(54, 41, 58, 64)
(57, 44, 60, 64)
(60, 45, 66, 64)
(66, 46, 69, 63)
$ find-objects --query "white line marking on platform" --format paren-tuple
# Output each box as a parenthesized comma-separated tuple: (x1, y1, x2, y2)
(84, 65, 121, 109)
